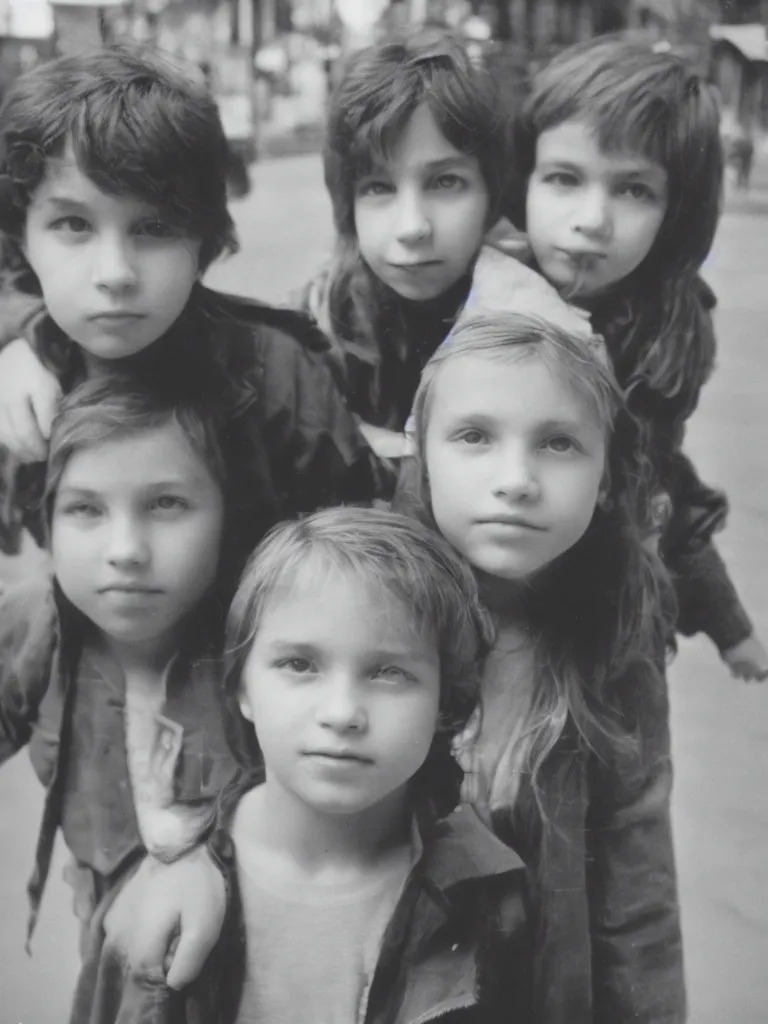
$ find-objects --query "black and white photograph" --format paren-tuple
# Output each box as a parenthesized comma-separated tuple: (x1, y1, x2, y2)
(0, 1, 765, 1022)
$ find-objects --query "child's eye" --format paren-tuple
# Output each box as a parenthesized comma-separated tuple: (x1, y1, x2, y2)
(60, 501, 102, 518)
(356, 179, 393, 198)
(151, 495, 190, 514)
(136, 218, 178, 239)
(277, 657, 315, 675)
(618, 182, 656, 202)
(50, 215, 92, 236)
(374, 665, 415, 685)
(455, 428, 489, 446)
(430, 173, 466, 192)
(543, 435, 579, 454)
(542, 170, 579, 188)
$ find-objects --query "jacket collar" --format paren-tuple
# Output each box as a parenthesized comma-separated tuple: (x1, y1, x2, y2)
(417, 802, 524, 893)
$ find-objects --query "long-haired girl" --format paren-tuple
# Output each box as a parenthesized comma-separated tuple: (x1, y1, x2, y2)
(404, 307, 682, 1023)
(500, 35, 765, 679)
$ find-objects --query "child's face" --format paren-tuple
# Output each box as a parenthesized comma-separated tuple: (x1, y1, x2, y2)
(51, 421, 224, 654)
(526, 120, 668, 299)
(354, 103, 489, 302)
(424, 351, 606, 581)
(239, 566, 441, 821)
(23, 151, 201, 366)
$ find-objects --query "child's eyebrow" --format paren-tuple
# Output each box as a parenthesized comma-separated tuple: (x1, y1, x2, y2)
(41, 196, 91, 212)
(536, 158, 582, 172)
(55, 485, 102, 499)
(422, 155, 476, 173)
(535, 416, 592, 434)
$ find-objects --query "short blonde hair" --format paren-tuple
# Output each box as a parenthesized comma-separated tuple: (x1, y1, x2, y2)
(223, 506, 494, 818)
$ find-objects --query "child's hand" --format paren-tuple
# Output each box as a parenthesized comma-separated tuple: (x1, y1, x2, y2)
(0, 338, 61, 462)
(358, 420, 414, 460)
(128, 845, 227, 990)
(721, 633, 768, 682)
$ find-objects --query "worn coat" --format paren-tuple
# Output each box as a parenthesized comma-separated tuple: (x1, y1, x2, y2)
(0, 575, 237, 945)
(0, 281, 386, 571)
(72, 772, 534, 1024)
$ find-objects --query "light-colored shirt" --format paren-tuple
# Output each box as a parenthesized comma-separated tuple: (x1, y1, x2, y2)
(458, 619, 535, 814)
(232, 802, 413, 1024)
(123, 656, 213, 861)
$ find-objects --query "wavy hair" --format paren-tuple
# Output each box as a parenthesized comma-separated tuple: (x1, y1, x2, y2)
(223, 506, 494, 820)
(318, 33, 513, 420)
(0, 44, 237, 282)
(505, 36, 722, 410)
(406, 312, 674, 811)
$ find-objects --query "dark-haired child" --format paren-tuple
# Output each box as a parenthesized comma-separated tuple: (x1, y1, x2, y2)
(0, 44, 382, 561)
(499, 35, 766, 680)
(77, 507, 532, 1024)
(298, 33, 510, 451)
(0, 376, 239, 1018)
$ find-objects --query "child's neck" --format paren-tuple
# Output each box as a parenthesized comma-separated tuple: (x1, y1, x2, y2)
(478, 573, 529, 620)
(94, 625, 182, 679)
(239, 779, 411, 880)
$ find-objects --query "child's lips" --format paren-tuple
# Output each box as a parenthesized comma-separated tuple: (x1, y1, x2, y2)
(88, 311, 146, 324)
(303, 749, 374, 765)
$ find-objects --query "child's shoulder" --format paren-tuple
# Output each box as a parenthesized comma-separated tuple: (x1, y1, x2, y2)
(198, 286, 345, 390)
(0, 570, 57, 675)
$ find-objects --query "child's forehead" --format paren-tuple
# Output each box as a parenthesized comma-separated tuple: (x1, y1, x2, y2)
(58, 420, 213, 486)
(429, 348, 608, 428)
(263, 557, 434, 640)
(361, 101, 478, 173)
(30, 147, 156, 211)
(535, 118, 666, 174)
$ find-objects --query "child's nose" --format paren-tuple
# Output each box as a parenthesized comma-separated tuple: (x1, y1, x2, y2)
(572, 186, 612, 239)
(394, 189, 432, 245)
(92, 234, 139, 292)
(106, 515, 150, 569)
(318, 677, 368, 734)
(492, 448, 541, 503)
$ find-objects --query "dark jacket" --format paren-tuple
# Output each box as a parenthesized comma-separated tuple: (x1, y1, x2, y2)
(0, 282, 388, 569)
(71, 772, 534, 1024)
(0, 575, 238, 945)
(496, 672, 685, 1024)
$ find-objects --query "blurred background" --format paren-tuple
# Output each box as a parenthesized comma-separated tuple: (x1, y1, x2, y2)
(0, 2, 767, 1023)
(1, 0, 767, 184)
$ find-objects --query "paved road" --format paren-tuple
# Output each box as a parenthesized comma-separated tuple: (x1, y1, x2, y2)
(0, 154, 766, 1024)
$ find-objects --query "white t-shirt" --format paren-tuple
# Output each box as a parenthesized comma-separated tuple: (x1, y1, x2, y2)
(232, 802, 413, 1024)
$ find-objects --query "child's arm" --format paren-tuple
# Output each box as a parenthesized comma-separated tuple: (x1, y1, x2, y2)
(71, 845, 236, 1024)
(0, 273, 59, 461)
(0, 338, 61, 462)
(106, 844, 228, 990)
(117, 770, 259, 994)
(0, 577, 56, 762)
(586, 668, 685, 1024)
(258, 318, 393, 508)
(662, 451, 766, 680)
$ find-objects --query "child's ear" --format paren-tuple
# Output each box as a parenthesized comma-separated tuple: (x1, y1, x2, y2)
(238, 687, 254, 723)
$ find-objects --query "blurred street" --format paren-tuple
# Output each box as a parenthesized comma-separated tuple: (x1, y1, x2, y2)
(0, 152, 766, 1024)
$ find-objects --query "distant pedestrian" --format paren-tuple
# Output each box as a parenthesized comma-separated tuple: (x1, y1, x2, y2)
(730, 128, 755, 191)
